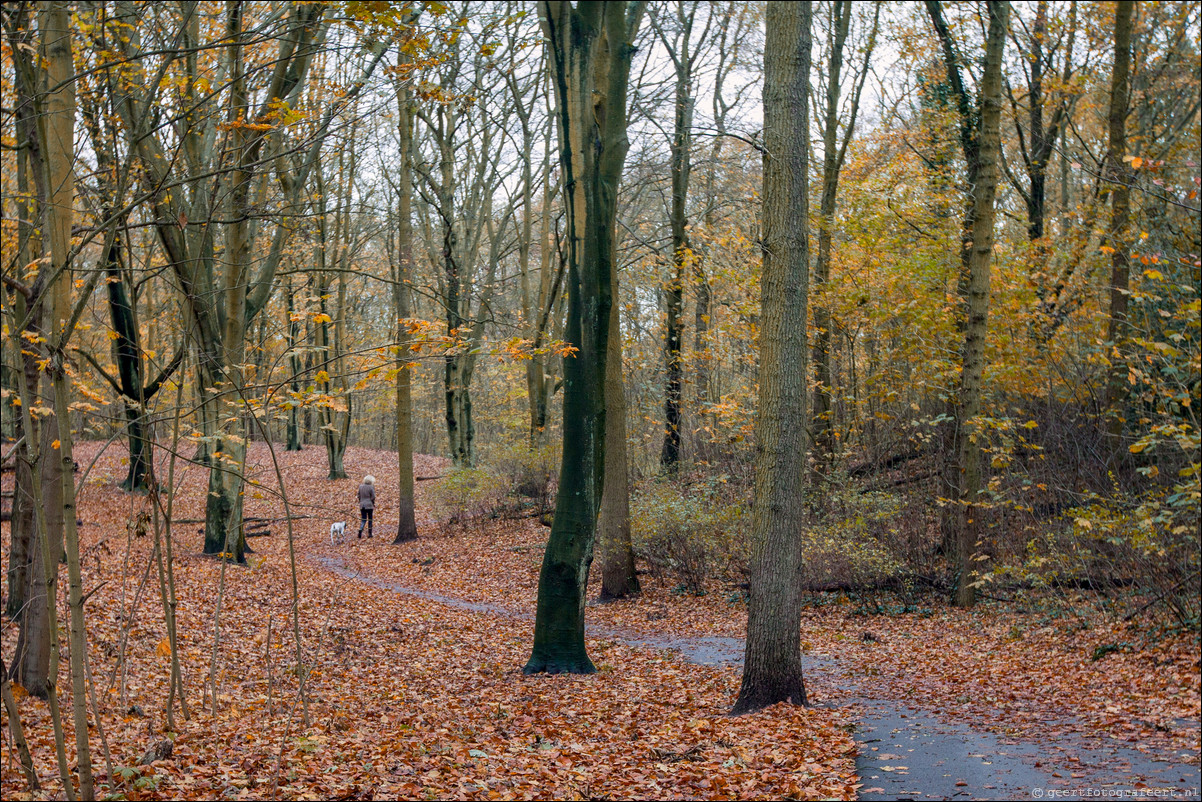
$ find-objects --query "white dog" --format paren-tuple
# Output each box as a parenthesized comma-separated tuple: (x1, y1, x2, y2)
(329, 521, 346, 545)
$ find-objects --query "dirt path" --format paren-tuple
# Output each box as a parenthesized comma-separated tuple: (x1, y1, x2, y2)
(314, 551, 1201, 801)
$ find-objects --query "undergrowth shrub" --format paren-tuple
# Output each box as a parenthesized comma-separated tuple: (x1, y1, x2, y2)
(994, 493, 1201, 629)
(486, 440, 561, 513)
(801, 490, 907, 591)
(428, 467, 509, 528)
(630, 479, 749, 593)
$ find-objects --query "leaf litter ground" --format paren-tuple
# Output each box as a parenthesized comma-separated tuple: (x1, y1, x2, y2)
(1, 441, 1198, 800)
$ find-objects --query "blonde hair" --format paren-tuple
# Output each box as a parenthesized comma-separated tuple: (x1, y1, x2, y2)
(363, 475, 375, 485)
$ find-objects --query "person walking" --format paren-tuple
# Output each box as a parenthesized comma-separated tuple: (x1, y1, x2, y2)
(357, 475, 376, 538)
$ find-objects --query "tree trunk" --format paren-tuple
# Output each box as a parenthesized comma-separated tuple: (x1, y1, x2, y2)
(659, 8, 694, 472)
(4, 2, 46, 622)
(810, 1, 877, 487)
(599, 279, 639, 599)
(526, 0, 645, 676)
(1104, 0, 1135, 446)
(732, 0, 812, 715)
(393, 72, 419, 544)
(526, 113, 563, 449)
(52, 354, 95, 800)
(951, 1, 1009, 608)
(5, 294, 37, 622)
(285, 277, 303, 451)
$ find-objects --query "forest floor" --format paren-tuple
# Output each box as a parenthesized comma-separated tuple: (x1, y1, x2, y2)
(1, 441, 1199, 800)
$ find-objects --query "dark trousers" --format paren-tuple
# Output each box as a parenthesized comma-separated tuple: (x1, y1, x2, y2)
(358, 507, 373, 537)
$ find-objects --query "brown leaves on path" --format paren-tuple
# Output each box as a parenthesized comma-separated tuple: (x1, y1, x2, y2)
(332, 447, 1200, 768)
(1, 441, 858, 800)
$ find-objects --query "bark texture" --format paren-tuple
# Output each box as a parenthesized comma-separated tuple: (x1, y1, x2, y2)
(951, 1, 1010, 607)
(1104, 0, 1135, 444)
(732, 0, 812, 715)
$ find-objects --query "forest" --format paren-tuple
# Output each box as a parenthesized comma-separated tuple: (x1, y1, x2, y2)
(0, 1, 1199, 800)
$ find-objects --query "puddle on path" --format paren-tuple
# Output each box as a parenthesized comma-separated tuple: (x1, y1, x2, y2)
(312, 554, 1201, 801)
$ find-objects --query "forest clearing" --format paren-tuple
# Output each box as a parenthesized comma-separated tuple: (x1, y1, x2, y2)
(2, 0, 1200, 799)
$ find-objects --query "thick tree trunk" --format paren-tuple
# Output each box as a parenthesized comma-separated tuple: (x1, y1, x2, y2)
(103, 236, 156, 492)
(445, 358, 475, 467)
(4, 101, 38, 621)
(9, 3, 71, 707)
(526, 0, 645, 676)
(732, 0, 812, 715)
(123, 407, 153, 492)
(10, 417, 62, 699)
(5, 300, 37, 622)
(202, 429, 247, 563)
(951, 1, 1009, 608)
(599, 285, 639, 599)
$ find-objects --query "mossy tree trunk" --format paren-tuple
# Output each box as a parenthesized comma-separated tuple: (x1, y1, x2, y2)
(926, 0, 1010, 605)
(526, 0, 646, 675)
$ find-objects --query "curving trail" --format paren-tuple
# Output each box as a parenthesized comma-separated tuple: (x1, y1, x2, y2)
(313, 550, 1200, 801)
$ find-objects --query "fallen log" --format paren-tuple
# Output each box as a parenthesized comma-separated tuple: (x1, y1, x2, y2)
(173, 513, 313, 525)
(847, 449, 924, 478)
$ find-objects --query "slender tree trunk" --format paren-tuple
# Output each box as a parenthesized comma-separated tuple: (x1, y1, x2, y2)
(52, 356, 95, 800)
(0, 654, 39, 790)
(810, 1, 851, 487)
(285, 277, 303, 451)
(394, 76, 419, 543)
(1104, 0, 1135, 446)
(526, 0, 645, 675)
(660, 11, 694, 472)
(732, 0, 812, 715)
(951, 1, 1009, 608)
(526, 112, 562, 448)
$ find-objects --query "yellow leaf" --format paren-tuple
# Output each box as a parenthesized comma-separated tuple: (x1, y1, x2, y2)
(1129, 442, 1148, 454)
(107, 330, 120, 340)
(155, 638, 172, 658)
(1129, 156, 1143, 169)
(52, 439, 60, 450)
